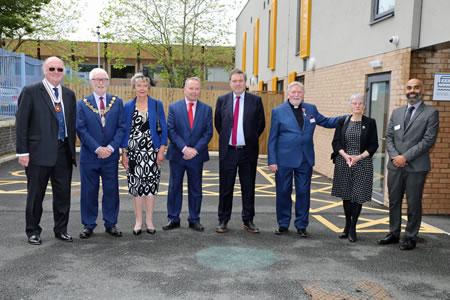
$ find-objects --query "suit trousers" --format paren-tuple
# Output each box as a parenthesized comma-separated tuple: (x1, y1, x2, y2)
(25, 141, 72, 237)
(167, 159, 204, 223)
(218, 148, 257, 222)
(80, 159, 120, 229)
(275, 160, 312, 229)
(387, 168, 427, 240)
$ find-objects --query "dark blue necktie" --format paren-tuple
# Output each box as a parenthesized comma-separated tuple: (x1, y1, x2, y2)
(53, 87, 66, 141)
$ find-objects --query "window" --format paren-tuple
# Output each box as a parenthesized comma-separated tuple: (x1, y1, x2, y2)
(295, 0, 301, 55)
(78, 63, 102, 73)
(277, 79, 284, 92)
(295, 75, 304, 84)
(263, 83, 268, 91)
(143, 65, 164, 80)
(372, 0, 395, 22)
(110, 65, 135, 78)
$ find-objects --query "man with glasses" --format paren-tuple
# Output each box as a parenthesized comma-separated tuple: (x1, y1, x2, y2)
(76, 68, 126, 239)
(16, 56, 77, 245)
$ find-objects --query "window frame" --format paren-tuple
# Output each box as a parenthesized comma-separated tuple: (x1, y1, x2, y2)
(371, 0, 395, 23)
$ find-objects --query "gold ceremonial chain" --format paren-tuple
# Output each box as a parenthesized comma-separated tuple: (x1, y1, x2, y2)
(83, 96, 117, 114)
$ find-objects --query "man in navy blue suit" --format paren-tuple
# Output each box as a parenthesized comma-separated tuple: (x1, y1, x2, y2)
(164, 77, 213, 231)
(76, 68, 126, 238)
(268, 81, 341, 237)
(215, 69, 265, 233)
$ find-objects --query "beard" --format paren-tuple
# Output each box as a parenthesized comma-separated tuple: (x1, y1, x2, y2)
(406, 92, 423, 103)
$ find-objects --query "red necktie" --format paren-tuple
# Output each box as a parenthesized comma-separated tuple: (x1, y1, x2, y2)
(99, 96, 105, 132)
(188, 102, 194, 129)
(232, 96, 240, 146)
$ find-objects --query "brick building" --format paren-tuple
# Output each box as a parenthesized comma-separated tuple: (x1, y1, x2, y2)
(236, 0, 450, 214)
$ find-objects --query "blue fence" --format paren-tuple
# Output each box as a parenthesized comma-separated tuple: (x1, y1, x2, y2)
(0, 49, 44, 118)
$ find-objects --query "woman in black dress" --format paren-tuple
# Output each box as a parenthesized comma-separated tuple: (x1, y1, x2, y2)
(121, 73, 167, 235)
(331, 94, 378, 242)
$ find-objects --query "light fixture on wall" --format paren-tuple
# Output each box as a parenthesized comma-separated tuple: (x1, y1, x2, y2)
(307, 57, 316, 71)
(370, 60, 383, 68)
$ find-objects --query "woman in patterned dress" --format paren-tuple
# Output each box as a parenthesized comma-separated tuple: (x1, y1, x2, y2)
(121, 73, 167, 235)
(331, 94, 378, 242)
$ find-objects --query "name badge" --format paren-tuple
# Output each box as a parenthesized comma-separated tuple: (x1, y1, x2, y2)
(309, 117, 316, 123)
(394, 124, 401, 131)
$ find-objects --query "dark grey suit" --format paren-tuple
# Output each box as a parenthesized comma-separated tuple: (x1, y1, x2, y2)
(386, 101, 439, 240)
(16, 81, 77, 237)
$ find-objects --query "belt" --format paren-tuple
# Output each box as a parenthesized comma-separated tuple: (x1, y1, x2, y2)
(228, 145, 245, 150)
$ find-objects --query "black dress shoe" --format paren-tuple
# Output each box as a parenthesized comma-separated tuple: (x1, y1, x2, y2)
(377, 234, 399, 245)
(275, 226, 289, 235)
(79, 227, 93, 239)
(28, 235, 41, 245)
(147, 228, 156, 234)
(297, 228, 309, 237)
(338, 232, 349, 239)
(216, 220, 228, 233)
(243, 221, 260, 233)
(189, 222, 204, 232)
(162, 221, 180, 230)
(348, 233, 357, 243)
(133, 229, 142, 235)
(399, 239, 416, 251)
(55, 232, 73, 242)
(105, 226, 122, 237)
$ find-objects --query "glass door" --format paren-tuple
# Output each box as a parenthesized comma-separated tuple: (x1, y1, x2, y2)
(366, 73, 391, 201)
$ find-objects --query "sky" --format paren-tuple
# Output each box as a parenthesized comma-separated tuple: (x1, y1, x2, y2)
(69, 0, 247, 45)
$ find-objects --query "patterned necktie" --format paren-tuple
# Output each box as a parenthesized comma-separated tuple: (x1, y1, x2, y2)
(188, 102, 194, 129)
(53, 87, 65, 141)
(99, 96, 106, 132)
(232, 96, 240, 146)
(404, 106, 415, 128)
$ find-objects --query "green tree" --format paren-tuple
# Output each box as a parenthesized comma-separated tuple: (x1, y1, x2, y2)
(101, 0, 236, 88)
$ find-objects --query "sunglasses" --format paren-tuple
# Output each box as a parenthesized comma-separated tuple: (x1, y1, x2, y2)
(49, 67, 64, 72)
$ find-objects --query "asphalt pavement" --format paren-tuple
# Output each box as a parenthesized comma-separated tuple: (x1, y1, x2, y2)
(0, 154, 449, 299)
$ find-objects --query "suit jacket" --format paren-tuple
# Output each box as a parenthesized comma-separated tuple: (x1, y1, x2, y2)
(214, 92, 265, 162)
(386, 102, 439, 172)
(121, 96, 168, 149)
(268, 101, 340, 168)
(166, 99, 213, 163)
(16, 81, 77, 166)
(76, 93, 126, 163)
(331, 115, 378, 161)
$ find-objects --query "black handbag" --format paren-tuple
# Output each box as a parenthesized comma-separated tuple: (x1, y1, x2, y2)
(155, 101, 162, 136)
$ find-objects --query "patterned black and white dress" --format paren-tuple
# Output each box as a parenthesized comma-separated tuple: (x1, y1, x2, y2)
(126, 108, 161, 197)
(331, 121, 373, 204)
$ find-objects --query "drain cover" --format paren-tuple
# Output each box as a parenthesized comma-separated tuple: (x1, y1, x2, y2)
(300, 280, 395, 299)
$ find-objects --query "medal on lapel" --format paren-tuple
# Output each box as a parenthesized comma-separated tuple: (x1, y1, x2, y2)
(55, 104, 62, 112)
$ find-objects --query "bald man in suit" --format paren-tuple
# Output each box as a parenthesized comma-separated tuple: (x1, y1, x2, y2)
(16, 57, 77, 245)
(377, 78, 439, 250)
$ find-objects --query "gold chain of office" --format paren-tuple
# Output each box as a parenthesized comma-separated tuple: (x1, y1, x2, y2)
(83, 96, 117, 114)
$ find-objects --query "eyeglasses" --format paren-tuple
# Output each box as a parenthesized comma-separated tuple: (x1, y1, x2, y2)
(91, 78, 109, 83)
(49, 67, 64, 72)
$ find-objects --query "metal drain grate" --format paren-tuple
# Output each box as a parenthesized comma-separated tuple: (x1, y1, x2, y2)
(300, 280, 395, 299)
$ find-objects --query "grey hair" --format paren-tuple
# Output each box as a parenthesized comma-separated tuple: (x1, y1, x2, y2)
(348, 93, 365, 105)
(42, 56, 66, 76)
(89, 68, 109, 80)
(130, 73, 151, 89)
(185, 77, 201, 87)
(287, 81, 304, 93)
(229, 68, 247, 82)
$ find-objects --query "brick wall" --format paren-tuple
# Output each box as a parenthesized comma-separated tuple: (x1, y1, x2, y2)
(410, 47, 450, 215)
(0, 120, 16, 156)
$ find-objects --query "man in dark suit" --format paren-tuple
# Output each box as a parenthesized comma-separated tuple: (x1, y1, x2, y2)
(268, 81, 340, 237)
(16, 56, 77, 245)
(377, 78, 439, 250)
(76, 68, 126, 239)
(164, 77, 213, 231)
(214, 69, 265, 233)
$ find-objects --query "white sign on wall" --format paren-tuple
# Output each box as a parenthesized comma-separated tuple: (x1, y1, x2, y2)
(433, 73, 450, 101)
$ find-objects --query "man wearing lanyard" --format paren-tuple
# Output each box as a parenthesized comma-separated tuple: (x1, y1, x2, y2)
(16, 56, 77, 245)
(214, 69, 265, 233)
(76, 68, 126, 239)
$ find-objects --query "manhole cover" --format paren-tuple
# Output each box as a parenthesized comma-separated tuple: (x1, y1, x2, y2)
(300, 280, 395, 299)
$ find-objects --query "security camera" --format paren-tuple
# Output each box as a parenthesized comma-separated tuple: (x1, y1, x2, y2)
(389, 36, 399, 45)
